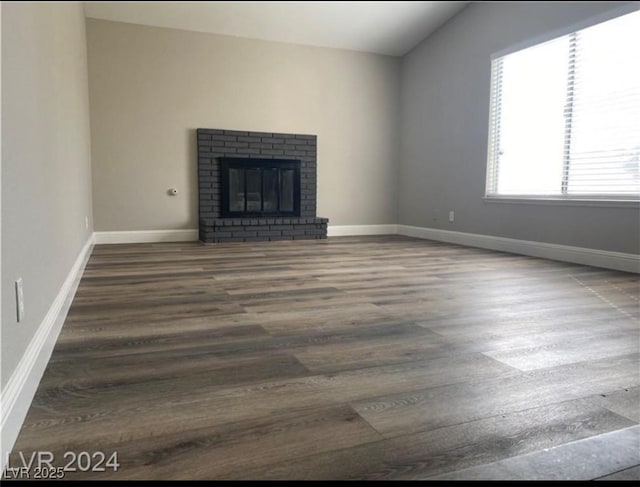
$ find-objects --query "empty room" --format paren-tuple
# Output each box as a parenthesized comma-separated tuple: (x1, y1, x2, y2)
(1, 0, 639, 481)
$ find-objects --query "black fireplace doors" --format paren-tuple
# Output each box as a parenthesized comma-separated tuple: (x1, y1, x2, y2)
(220, 158, 301, 218)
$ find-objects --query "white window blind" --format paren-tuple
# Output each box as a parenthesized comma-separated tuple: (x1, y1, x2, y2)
(486, 9, 640, 200)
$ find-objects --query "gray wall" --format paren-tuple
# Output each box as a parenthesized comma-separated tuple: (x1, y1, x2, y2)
(1, 2, 94, 387)
(86, 19, 400, 231)
(400, 2, 639, 254)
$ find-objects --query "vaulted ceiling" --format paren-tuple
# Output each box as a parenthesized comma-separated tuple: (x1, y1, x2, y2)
(84, 1, 468, 56)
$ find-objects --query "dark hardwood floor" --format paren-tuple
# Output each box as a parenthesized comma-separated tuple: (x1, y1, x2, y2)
(8, 236, 640, 479)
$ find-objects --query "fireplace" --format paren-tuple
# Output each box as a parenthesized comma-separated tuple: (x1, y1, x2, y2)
(197, 128, 328, 243)
(220, 158, 301, 218)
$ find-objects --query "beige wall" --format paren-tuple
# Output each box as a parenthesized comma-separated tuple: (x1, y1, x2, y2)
(1, 2, 94, 387)
(86, 19, 400, 231)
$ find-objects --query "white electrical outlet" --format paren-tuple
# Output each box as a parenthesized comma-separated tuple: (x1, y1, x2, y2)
(15, 278, 25, 322)
(449, 211, 455, 222)
(85, 216, 89, 229)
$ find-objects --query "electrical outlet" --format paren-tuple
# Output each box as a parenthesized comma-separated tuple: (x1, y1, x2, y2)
(15, 278, 25, 322)
(85, 216, 89, 229)
(449, 211, 455, 222)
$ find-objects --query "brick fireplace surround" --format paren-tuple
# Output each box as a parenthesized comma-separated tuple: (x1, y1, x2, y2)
(197, 128, 328, 243)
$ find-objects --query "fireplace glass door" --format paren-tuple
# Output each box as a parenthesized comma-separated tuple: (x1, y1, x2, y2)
(221, 158, 300, 217)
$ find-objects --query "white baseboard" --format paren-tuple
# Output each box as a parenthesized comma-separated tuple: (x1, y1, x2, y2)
(398, 225, 640, 274)
(94, 225, 638, 273)
(328, 224, 398, 237)
(96, 227, 398, 242)
(94, 229, 198, 244)
(0, 234, 95, 468)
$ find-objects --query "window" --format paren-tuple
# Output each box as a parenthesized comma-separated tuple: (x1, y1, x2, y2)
(486, 9, 640, 201)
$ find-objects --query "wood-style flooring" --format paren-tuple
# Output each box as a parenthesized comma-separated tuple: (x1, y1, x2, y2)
(7, 236, 640, 480)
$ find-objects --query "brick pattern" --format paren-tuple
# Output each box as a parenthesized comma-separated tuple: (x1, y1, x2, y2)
(197, 128, 328, 243)
(199, 217, 328, 244)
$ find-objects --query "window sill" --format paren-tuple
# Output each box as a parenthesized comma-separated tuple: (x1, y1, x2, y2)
(483, 196, 640, 208)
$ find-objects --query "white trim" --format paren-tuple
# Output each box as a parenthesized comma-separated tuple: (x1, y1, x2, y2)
(93, 226, 639, 273)
(0, 234, 95, 468)
(483, 196, 640, 209)
(327, 224, 398, 237)
(397, 225, 640, 274)
(94, 229, 198, 244)
(96, 227, 399, 242)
